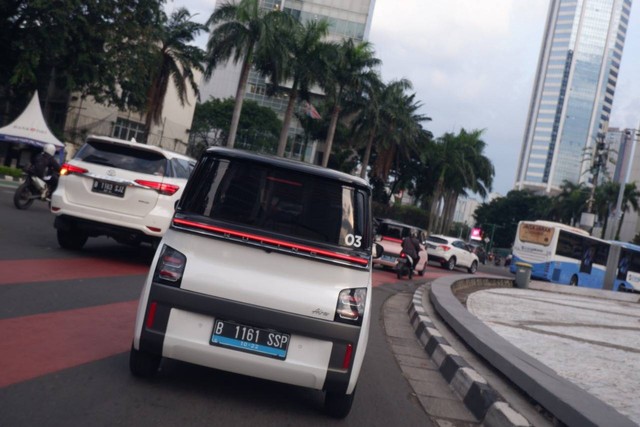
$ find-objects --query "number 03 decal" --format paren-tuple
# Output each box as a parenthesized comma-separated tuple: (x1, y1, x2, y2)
(345, 234, 362, 247)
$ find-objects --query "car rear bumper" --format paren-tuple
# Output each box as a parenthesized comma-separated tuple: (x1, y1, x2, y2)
(135, 282, 364, 393)
(54, 214, 160, 245)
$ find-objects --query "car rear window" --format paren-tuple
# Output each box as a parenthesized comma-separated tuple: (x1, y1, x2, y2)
(178, 155, 370, 250)
(426, 236, 448, 244)
(76, 140, 167, 175)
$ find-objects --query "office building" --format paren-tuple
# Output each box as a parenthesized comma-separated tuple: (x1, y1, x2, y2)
(200, 0, 376, 162)
(515, 0, 633, 194)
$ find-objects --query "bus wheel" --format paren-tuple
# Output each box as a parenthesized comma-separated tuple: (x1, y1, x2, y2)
(570, 275, 578, 286)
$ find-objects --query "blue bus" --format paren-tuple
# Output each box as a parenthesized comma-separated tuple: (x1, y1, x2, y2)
(606, 241, 640, 293)
(510, 220, 610, 288)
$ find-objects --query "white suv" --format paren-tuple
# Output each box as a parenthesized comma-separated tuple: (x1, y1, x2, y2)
(425, 234, 479, 273)
(51, 135, 195, 250)
(130, 147, 381, 418)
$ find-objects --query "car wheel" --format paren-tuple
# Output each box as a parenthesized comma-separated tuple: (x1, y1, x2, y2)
(468, 261, 478, 274)
(569, 275, 578, 287)
(325, 388, 356, 419)
(446, 257, 456, 271)
(129, 344, 161, 378)
(57, 229, 88, 250)
(617, 284, 626, 292)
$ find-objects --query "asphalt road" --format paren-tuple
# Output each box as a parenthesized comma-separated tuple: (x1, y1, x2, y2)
(0, 183, 439, 427)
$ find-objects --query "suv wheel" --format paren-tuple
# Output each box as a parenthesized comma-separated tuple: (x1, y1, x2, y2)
(468, 261, 478, 274)
(446, 257, 456, 271)
(129, 344, 161, 378)
(325, 388, 355, 419)
(57, 229, 88, 250)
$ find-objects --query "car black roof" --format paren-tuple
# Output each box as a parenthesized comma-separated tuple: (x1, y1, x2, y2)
(375, 217, 426, 230)
(204, 147, 370, 191)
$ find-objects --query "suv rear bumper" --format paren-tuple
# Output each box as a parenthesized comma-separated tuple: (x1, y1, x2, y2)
(54, 214, 159, 245)
(136, 282, 364, 393)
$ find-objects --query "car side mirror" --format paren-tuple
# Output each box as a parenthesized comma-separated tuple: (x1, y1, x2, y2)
(372, 243, 384, 259)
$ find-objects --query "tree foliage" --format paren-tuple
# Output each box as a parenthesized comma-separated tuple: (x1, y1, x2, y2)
(188, 97, 282, 158)
(0, 0, 167, 115)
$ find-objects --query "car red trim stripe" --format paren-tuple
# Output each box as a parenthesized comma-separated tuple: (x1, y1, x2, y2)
(172, 218, 369, 266)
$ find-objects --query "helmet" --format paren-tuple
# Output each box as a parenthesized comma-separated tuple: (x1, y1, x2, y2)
(43, 144, 56, 156)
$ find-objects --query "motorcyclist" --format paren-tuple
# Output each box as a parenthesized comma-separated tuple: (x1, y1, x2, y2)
(32, 143, 60, 197)
(401, 231, 422, 278)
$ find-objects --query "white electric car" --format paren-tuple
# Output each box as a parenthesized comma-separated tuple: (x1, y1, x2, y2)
(130, 147, 382, 418)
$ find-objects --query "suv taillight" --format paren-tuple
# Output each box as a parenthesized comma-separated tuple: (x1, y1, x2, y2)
(153, 245, 187, 286)
(335, 288, 367, 325)
(439, 245, 451, 251)
(135, 179, 180, 196)
(60, 163, 88, 176)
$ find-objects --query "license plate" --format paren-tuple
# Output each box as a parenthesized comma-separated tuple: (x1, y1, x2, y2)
(210, 320, 289, 359)
(92, 180, 126, 197)
(382, 255, 396, 262)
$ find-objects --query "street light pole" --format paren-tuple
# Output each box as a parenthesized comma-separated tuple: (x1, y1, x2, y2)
(610, 127, 640, 240)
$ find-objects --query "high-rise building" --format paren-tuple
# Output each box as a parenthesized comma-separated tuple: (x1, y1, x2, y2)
(515, 0, 633, 194)
(200, 0, 376, 162)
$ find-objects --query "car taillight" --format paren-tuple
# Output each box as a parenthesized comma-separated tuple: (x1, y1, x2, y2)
(135, 179, 180, 196)
(335, 288, 367, 325)
(60, 163, 88, 176)
(439, 245, 451, 251)
(153, 245, 187, 286)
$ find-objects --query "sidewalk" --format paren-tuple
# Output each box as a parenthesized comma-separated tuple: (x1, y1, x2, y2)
(418, 276, 639, 427)
(467, 281, 640, 425)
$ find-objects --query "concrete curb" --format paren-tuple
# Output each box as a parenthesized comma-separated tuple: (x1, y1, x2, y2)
(428, 275, 637, 427)
(1, 175, 23, 183)
(408, 286, 531, 427)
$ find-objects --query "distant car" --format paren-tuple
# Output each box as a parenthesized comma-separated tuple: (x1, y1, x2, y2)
(373, 218, 429, 275)
(468, 241, 487, 264)
(50, 135, 195, 250)
(425, 234, 479, 273)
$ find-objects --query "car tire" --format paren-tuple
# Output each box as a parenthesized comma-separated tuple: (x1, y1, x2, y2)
(446, 257, 456, 271)
(570, 275, 578, 287)
(325, 388, 355, 419)
(129, 344, 161, 378)
(617, 284, 626, 292)
(57, 229, 88, 250)
(468, 261, 478, 274)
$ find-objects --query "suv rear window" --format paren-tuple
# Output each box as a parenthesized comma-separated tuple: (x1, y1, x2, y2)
(426, 236, 448, 245)
(76, 140, 167, 175)
(179, 156, 369, 250)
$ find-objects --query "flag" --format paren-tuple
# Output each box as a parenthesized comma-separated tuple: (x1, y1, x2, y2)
(302, 101, 321, 120)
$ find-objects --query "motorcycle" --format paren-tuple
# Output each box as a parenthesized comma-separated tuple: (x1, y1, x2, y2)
(395, 252, 415, 279)
(13, 166, 53, 210)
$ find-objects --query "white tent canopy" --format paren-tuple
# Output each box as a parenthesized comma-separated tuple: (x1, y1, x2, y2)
(0, 91, 65, 150)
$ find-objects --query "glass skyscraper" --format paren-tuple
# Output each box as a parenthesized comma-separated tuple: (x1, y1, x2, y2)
(515, 0, 633, 194)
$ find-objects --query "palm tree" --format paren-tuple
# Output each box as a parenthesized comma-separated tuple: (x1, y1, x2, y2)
(427, 129, 494, 234)
(272, 19, 331, 157)
(549, 181, 589, 226)
(144, 8, 206, 143)
(320, 39, 380, 167)
(204, 0, 291, 148)
(371, 89, 430, 183)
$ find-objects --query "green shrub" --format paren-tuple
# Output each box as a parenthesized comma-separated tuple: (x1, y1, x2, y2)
(0, 166, 23, 178)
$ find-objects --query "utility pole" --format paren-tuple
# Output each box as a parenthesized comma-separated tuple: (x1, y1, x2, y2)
(581, 132, 607, 232)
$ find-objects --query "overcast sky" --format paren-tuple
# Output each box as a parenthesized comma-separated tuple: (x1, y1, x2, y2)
(171, 0, 640, 197)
